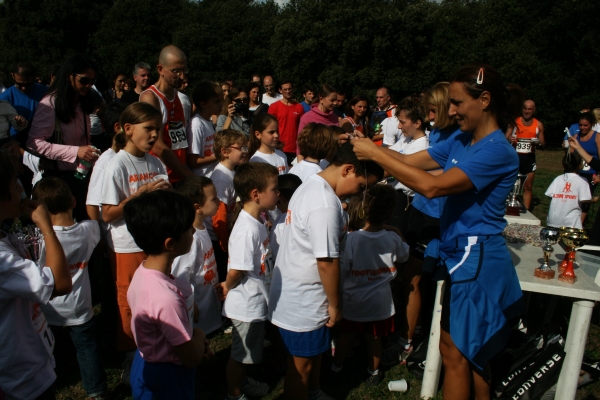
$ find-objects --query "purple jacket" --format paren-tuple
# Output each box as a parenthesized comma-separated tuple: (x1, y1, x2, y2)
(298, 103, 339, 133)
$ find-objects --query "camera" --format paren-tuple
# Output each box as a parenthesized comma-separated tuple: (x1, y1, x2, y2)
(233, 99, 248, 115)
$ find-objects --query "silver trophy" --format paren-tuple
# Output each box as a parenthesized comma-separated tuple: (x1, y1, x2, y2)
(506, 174, 528, 216)
(534, 227, 560, 279)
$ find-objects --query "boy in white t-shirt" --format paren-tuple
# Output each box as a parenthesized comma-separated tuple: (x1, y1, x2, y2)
(332, 184, 409, 385)
(221, 162, 280, 400)
(546, 153, 598, 229)
(187, 81, 222, 178)
(0, 151, 73, 400)
(172, 176, 224, 335)
(209, 129, 249, 281)
(270, 173, 302, 261)
(32, 177, 107, 398)
(269, 143, 384, 400)
(124, 190, 212, 399)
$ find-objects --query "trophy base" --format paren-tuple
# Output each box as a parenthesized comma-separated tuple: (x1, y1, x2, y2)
(558, 274, 577, 284)
(506, 205, 521, 216)
(534, 268, 555, 279)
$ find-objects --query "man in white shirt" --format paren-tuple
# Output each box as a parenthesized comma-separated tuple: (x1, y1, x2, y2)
(261, 76, 282, 106)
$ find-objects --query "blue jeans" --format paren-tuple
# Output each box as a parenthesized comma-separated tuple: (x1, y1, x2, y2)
(131, 350, 195, 400)
(51, 318, 107, 397)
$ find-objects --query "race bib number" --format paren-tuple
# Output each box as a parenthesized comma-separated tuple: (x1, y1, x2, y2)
(516, 140, 532, 154)
(168, 121, 188, 151)
(32, 303, 54, 356)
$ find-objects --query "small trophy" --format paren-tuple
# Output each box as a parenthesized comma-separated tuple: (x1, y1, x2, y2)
(559, 230, 588, 284)
(558, 227, 580, 273)
(506, 174, 528, 216)
(534, 227, 560, 279)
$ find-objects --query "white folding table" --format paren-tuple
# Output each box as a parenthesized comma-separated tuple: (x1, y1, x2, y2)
(420, 242, 600, 399)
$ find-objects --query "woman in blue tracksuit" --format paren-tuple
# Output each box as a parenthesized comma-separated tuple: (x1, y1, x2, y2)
(352, 63, 523, 400)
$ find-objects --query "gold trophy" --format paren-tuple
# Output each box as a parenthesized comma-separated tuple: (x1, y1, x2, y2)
(558, 227, 581, 274)
(559, 230, 588, 284)
(534, 227, 560, 279)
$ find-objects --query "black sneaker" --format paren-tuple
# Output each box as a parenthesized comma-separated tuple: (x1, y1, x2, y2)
(365, 372, 381, 387)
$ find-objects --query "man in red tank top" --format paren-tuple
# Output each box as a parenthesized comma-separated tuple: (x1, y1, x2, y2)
(507, 100, 546, 210)
(140, 45, 193, 183)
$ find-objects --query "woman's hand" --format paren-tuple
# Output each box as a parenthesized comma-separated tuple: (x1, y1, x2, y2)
(77, 145, 100, 162)
(227, 103, 236, 118)
(351, 137, 380, 160)
(568, 136, 581, 151)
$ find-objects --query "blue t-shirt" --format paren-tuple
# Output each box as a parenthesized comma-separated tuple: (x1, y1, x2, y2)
(0, 84, 47, 136)
(300, 101, 311, 113)
(428, 129, 518, 243)
(412, 126, 462, 218)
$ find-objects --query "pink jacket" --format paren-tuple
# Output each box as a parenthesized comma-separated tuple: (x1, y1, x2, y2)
(298, 103, 339, 133)
(27, 95, 91, 171)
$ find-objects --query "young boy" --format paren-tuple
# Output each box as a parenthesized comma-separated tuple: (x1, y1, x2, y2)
(268, 142, 384, 400)
(187, 81, 222, 178)
(209, 129, 249, 280)
(546, 152, 598, 228)
(0, 151, 72, 400)
(270, 173, 302, 260)
(221, 162, 280, 400)
(124, 190, 212, 399)
(172, 176, 223, 335)
(32, 176, 107, 399)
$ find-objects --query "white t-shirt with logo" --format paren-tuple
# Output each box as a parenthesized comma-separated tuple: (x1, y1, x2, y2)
(222, 210, 273, 323)
(86, 148, 117, 237)
(261, 93, 283, 106)
(289, 160, 322, 183)
(188, 114, 217, 177)
(389, 135, 429, 195)
(39, 221, 100, 326)
(171, 228, 222, 335)
(206, 162, 236, 241)
(250, 150, 289, 175)
(382, 116, 403, 146)
(0, 233, 56, 400)
(545, 173, 591, 229)
(101, 150, 167, 253)
(268, 174, 346, 332)
(341, 230, 409, 322)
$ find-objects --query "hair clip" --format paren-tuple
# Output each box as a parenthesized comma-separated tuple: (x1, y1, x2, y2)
(236, 196, 241, 202)
(476, 68, 484, 85)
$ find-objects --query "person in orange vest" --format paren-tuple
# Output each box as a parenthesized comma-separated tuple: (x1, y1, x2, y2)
(506, 100, 545, 210)
(140, 45, 193, 184)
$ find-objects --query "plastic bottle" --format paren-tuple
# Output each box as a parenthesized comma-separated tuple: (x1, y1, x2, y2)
(74, 146, 99, 180)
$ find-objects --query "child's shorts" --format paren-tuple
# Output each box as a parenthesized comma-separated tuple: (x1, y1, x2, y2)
(341, 316, 395, 337)
(231, 319, 265, 364)
(279, 325, 331, 358)
(130, 350, 195, 400)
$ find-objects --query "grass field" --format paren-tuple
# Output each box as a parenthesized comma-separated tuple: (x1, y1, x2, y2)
(54, 148, 600, 400)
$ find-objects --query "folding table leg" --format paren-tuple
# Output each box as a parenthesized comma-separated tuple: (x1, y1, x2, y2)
(420, 280, 445, 399)
(555, 300, 594, 400)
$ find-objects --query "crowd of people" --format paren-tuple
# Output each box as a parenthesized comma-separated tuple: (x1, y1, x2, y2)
(1, 43, 599, 400)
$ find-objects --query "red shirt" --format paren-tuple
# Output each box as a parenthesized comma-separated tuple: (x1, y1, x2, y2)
(268, 100, 304, 153)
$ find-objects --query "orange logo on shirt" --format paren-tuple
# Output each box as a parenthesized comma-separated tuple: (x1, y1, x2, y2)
(563, 183, 572, 193)
(260, 262, 266, 276)
(204, 269, 216, 284)
(129, 171, 158, 183)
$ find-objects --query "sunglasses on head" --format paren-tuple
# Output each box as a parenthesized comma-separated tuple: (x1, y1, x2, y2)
(73, 73, 96, 86)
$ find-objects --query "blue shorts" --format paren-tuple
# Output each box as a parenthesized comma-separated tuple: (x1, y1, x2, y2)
(279, 325, 331, 357)
(130, 350, 195, 400)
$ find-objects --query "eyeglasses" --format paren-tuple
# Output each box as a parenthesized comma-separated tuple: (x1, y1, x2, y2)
(166, 67, 189, 77)
(73, 74, 96, 86)
(230, 145, 248, 153)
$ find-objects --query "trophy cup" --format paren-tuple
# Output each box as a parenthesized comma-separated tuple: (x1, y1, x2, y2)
(558, 227, 581, 273)
(534, 227, 560, 279)
(506, 174, 528, 216)
(559, 230, 588, 284)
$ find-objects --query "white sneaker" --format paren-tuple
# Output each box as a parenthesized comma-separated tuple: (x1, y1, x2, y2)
(241, 377, 270, 397)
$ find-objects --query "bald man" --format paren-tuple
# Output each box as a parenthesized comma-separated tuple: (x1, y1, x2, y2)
(140, 45, 193, 183)
(507, 100, 545, 210)
(261, 75, 282, 106)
